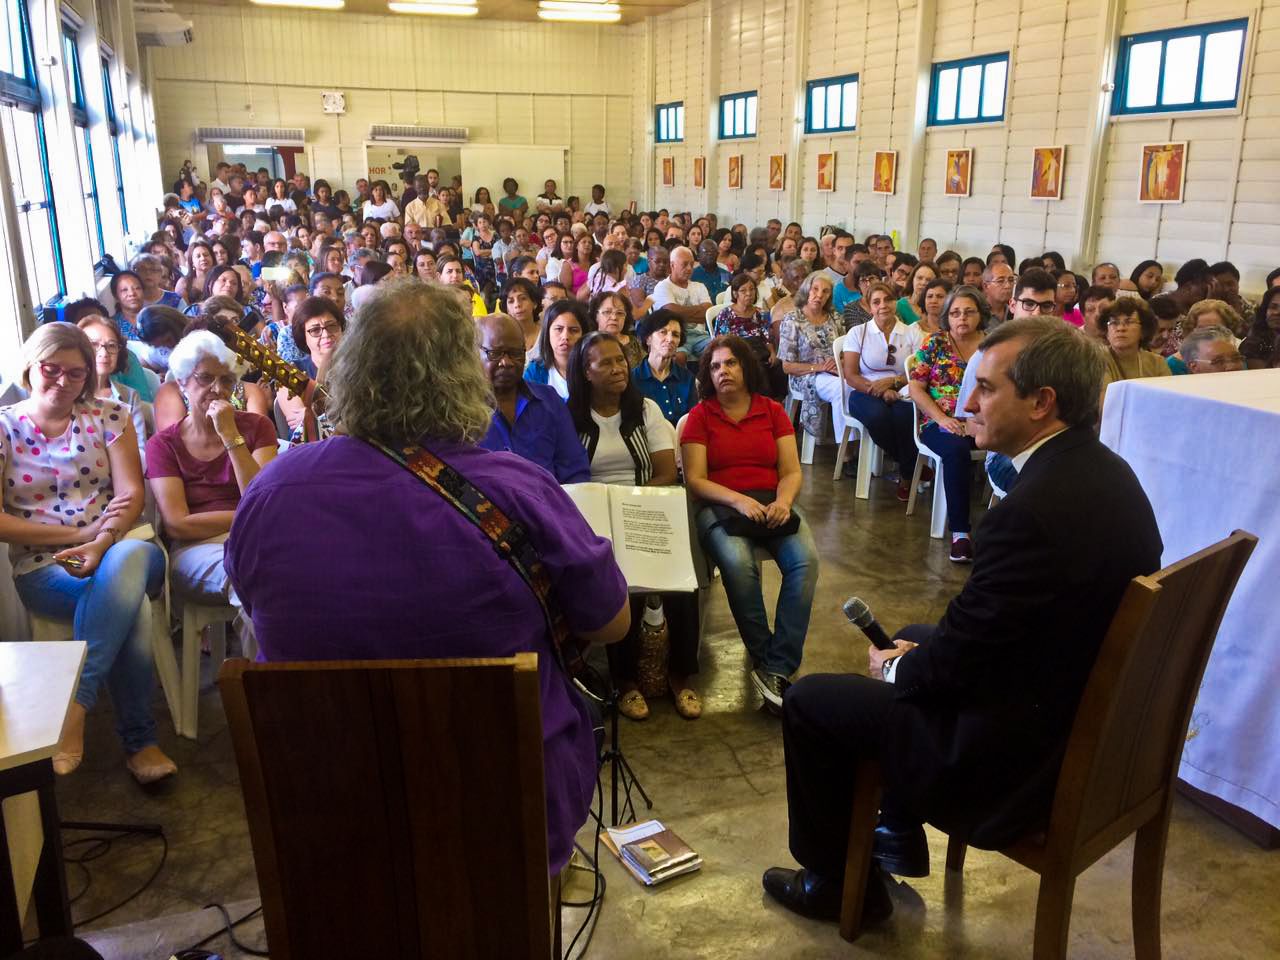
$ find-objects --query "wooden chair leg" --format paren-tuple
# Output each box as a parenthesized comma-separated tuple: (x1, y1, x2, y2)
(945, 834, 968, 873)
(839, 758, 882, 943)
(1132, 806, 1171, 960)
(1031, 869, 1076, 960)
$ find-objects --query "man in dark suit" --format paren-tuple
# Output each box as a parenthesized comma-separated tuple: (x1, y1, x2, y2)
(764, 318, 1163, 923)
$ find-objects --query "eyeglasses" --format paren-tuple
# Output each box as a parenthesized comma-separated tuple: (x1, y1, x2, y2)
(38, 362, 89, 383)
(1015, 297, 1057, 315)
(988, 276, 1016, 286)
(948, 308, 980, 319)
(190, 372, 239, 390)
(1106, 317, 1139, 328)
(480, 346, 524, 364)
(1193, 355, 1244, 370)
(88, 340, 121, 354)
(304, 321, 343, 339)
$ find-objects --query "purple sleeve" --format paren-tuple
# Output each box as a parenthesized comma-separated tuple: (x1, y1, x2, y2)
(508, 475, 628, 635)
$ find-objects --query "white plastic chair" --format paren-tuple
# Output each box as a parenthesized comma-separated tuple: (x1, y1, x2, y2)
(904, 400, 986, 539)
(783, 388, 817, 465)
(175, 596, 247, 740)
(831, 334, 885, 493)
(675, 415, 773, 568)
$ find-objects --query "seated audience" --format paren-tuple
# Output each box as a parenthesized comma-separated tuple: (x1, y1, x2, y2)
(714, 274, 787, 398)
(525, 299, 588, 400)
(1098, 297, 1174, 382)
(477, 314, 590, 483)
(681, 336, 817, 715)
(778, 272, 843, 442)
(1176, 326, 1245, 375)
(77, 317, 149, 462)
(842, 282, 924, 501)
(652, 246, 713, 357)
(226, 279, 631, 876)
(763, 318, 1161, 927)
(589, 290, 643, 368)
(567, 331, 699, 719)
(897, 262, 937, 325)
(1, 323, 175, 783)
(1130, 259, 1165, 300)
(632, 310, 695, 426)
(1239, 287, 1280, 369)
(502, 276, 544, 356)
(146, 331, 276, 613)
(916, 277, 951, 335)
(278, 297, 345, 442)
(908, 285, 989, 563)
(1079, 284, 1117, 341)
(111, 271, 146, 340)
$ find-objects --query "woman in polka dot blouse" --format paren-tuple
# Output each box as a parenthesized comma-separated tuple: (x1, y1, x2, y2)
(0, 323, 176, 783)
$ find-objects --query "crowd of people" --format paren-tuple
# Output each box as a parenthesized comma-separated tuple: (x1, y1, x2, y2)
(2, 159, 1276, 807)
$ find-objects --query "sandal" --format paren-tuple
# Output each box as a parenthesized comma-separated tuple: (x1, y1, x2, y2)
(617, 689, 649, 721)
(672, 688, 702, 720)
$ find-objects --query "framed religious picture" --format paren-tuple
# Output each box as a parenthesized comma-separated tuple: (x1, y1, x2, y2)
(1030, 146, 1064, 200)
(768, 154, 785, 190)
(944, 148, 973, 198)
(693, 156, 705, 189)
(816, 152, 836, 192)
(871, 151, 897, 195)
(728, 155, 743, 190)
(1139, 142, 1187, 204)
(661, 156, 675, 188)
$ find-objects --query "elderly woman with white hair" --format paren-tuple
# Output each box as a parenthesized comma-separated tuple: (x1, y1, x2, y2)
(146, 331, 277, 607)
(778, 271, 844, 441)
(224, 278, 631, 878)
(1, 323, 175, 782)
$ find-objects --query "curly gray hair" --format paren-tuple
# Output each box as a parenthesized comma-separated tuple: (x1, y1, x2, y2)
(327, 278, 494, 446)
(169, 330, 242, 382)
(794, 270, 835, 316)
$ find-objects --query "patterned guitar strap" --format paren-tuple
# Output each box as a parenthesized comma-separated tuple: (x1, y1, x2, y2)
(367, 439, 584, 677)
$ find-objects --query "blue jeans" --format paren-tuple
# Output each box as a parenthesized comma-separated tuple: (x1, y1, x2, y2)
(695, 504, 819, 676)
(681, 324, 712, 359)
(15, 539, 165, 753)
(921, 422, 978, 535)
(846, 391, 917, 478)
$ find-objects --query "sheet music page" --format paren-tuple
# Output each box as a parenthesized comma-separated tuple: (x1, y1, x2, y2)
(607, 486, 699, 593)
(562, 482, 613, 542)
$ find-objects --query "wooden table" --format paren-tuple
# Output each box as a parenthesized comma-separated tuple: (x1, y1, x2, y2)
(0, 640, 86, 953)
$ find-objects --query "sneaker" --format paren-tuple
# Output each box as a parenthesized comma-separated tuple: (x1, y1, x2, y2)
(896, 479, 911, 502)
(949, 537, 973, 564)
(752, 667, 790, 714)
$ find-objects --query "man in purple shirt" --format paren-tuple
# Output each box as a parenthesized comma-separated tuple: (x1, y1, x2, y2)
(475, 314, 590, 483)
(226, 281, 630, 875)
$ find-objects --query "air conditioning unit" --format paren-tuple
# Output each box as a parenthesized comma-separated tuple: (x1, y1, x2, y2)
(135, 11, 193, 47)
(197, 126, 307, 146)
(368, 124, 469, 143)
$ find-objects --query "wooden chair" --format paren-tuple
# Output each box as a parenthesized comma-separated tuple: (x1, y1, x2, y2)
(839, 530, 1257, 957)
(219, 653, 557, 960)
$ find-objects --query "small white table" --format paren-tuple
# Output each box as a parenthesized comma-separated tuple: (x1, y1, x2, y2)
(0, 640, 86, 952)
(1100, 371, 1280, 835)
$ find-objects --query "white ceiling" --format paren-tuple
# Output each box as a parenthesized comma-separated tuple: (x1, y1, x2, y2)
(208, 0, 695, 25)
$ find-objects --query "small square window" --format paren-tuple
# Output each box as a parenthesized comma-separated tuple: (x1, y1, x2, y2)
(805, 74, 858, 134)
(655, 101, 684, 144)
(719, 91, 757, 140)
(1114, 18, 1248, 115)
(928, 53, 1008, 126)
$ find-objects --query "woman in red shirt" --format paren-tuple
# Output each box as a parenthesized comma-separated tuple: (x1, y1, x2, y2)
(680, 335, 817, 714)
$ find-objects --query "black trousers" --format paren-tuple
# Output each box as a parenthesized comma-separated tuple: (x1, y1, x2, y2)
(782, 624, 932, 878)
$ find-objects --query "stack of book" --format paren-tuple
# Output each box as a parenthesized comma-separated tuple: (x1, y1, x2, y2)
(602, 820, 701, 886)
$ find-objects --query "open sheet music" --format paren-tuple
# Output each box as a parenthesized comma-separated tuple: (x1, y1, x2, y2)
(563, 483, 699, 593)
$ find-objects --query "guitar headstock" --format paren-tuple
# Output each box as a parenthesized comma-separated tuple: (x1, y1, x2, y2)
(209, 317, 312, 398)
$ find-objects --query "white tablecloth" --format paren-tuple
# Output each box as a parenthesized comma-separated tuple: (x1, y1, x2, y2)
(1101, 370, 1280, 829)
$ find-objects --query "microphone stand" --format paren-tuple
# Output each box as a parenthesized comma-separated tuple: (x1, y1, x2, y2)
(574, 668, 653, 827)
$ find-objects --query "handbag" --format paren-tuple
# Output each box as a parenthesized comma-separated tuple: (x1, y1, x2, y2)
(707, 489, 800, 540)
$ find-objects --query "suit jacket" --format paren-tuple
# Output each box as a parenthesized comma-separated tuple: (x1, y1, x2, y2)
(884, 426, 1162, 847)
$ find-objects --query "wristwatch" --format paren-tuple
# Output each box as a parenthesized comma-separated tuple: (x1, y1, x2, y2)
(224, 435, 247, 452)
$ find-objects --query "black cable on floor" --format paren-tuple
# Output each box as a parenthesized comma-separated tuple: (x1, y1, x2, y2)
(60, 825, 168, 928)
(562, 773, 607, 959)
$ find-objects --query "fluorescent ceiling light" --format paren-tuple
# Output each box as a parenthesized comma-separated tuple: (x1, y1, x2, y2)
(540, 1, 620, 11)
(538, 8, 621, 21)
(250, 0, 345, 9)
(388, 1, 479, 12)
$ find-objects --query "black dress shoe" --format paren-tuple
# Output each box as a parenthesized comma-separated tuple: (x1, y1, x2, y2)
(761, 866, 894, 925)
(872, 822, 931, 877)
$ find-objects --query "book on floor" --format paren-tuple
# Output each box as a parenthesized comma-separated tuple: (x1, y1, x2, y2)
(562, 484, 699, 593)
(601, 820, 702, 886)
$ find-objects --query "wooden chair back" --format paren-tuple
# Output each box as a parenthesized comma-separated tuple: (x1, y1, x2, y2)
(219, 653, 553, 960)
(1043, 530, 1257, 869)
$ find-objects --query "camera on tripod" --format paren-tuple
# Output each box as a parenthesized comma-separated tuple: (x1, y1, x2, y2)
(392, 155, 421, 184)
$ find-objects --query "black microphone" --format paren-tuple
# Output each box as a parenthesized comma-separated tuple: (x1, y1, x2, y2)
(842, 597, 896, 650)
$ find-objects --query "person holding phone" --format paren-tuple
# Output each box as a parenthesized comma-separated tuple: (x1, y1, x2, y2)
(1, 324, 176, 783)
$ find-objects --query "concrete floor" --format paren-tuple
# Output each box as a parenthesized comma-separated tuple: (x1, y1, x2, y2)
(55, 451, 1280, 959)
